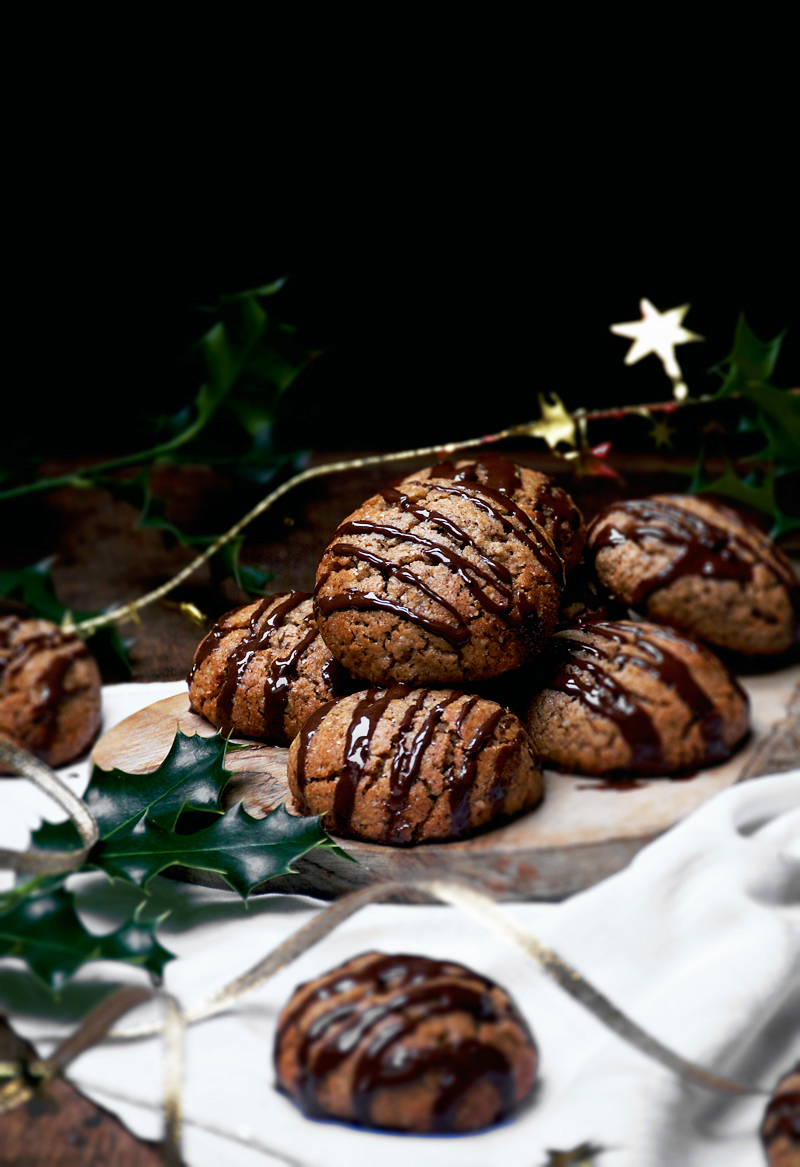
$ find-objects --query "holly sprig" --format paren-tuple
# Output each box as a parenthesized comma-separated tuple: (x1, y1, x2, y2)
(0, 282, 311, 656)
(689, 316, 800, 537)
(1, 729, 346, 991)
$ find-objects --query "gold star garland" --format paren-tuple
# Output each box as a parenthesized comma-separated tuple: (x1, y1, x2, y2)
(60, 387, 688, 639)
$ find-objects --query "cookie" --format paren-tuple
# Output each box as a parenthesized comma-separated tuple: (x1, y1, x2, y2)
(0, 616, 101, 769)
(398, 455, 586, 571)
(314, 472, 566, 685)
(274, 951, 537, 1133)
(288, 685, 542, 844)
(761, 1062, 800, 1167)
(587, 494, 798, 656)
(524, 619, 749, 776)
(188, 592, 349, 745)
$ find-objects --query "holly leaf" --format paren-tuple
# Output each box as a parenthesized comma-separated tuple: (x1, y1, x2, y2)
(0, 557, 65, 623)
(0, 557, 134, 675)
(0, 880, 172, 990)
(91, 802, 332, 897)
(82, 728, 234, 837)
(716, 315, 785, 395)
(714, 317, 800, 470)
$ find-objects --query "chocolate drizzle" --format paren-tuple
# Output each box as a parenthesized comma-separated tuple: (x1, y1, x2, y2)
(293, 688, 515, 842)
(763, 1089, 800, 1145)
(278, 953, 527, 1131)
(590, 497, 797, 604)
(418, 481, 564, 584)
(0, 618, 90, 752)
(332, 685, 409, 832)
(541, 620, 737, 774)
(426, 455, 522, 496)
(193, 592, 315, 737)
(384, 690, 458, 842)
(316, 471, 564, 653)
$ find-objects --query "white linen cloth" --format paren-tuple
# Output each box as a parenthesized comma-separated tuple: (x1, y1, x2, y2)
(1, 682, 798, 1167)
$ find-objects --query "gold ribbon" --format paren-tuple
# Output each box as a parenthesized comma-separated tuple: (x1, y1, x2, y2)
(108, 879, 765, 1096)
(0, 739, 98, 874)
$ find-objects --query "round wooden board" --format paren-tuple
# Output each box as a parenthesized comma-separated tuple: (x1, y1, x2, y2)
(92, 667, 799, 901)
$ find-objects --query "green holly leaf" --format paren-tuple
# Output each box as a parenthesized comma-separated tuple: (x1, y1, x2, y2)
(0, 880, 172, 990)
(716, 315, 785, 395)
(694, 458, 778, 515)
(0, 557, 64, 623)
(91, 802, 332, 897)
(84, 728, 234, 838)
(31, 728, 348, 898)
(0, 557, 134, 675)
(714, 317, 800, 470)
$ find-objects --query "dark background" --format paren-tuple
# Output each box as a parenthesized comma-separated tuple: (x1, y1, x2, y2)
(7, 220, 798, 459)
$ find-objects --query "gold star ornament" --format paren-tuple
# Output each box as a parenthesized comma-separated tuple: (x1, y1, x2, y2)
(650, 417, 676, 448)
(610, 299, 703, 400)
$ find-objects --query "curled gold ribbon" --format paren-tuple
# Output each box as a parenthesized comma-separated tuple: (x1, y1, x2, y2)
(109, 879, 765, 1096)
(0, 738, 98, 873)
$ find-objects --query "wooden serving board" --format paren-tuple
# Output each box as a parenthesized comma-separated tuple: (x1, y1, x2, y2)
(92, 667, 800, 901)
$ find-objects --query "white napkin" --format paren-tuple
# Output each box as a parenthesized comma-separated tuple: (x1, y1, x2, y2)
(2, 682, 799, 1167)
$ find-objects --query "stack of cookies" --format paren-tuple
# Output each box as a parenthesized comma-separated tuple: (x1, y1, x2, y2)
(188, 457, 797, 841)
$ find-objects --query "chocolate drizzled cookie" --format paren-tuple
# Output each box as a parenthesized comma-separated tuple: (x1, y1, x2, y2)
(188, 592, 349, 745)
(288, 685, 542, 843)
(761, 1062, 800, 1167)
(0, 616, 101, 768)
(314, 468, 567, 685)
(587, 494, 798, 656)
(398, 456, 586, 571)
(524, 619, 749, 776)
(274, 951, 538, 1133)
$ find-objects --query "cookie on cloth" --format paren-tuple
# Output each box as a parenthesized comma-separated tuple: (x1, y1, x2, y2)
(524, 619, 749, 776)
(586, 494, 798, 656)
(761, 1062, 800, 1167)
(188, 592, 349, 745)
(397, 455, 586, 571)
(274, 951, 538, 1133)
(313, 471, 566, 685)
(0, 616, 101, 768)
(288, 685, 542, 844)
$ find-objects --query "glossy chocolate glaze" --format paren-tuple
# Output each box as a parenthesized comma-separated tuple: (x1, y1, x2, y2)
(292, 697, 338, 812)
(385, 690, 459, 842)
(0, 620, 90, 750)
(293, 688, 516, 842)
(763, 1089, 800, 1144)
(316, 474, 562, 653)
(427, 455, 522, 495)
(278, 953, 526, 1131)
(541, 620, 737, 774)
(417, 481, 564, 584)
(430, 456, 581, 539)
(192, 592, 313, 737)
(316, 584, 471, 646)
(331, 685, 409, 832)
(588, 621, 730, 762)
(591, 497, 796, 604)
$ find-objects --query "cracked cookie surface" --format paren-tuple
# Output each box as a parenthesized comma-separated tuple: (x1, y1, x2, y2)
(524, 619, 749, 776)
(274, 951, 538, 1133)
(0, 616, 101, 768)
(188, 592, 350, 745)
(288, 685, 542, 843)
(314, 470, 566, 685)
(587, 494, 798, 656)
(398, 455, 586, 571)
